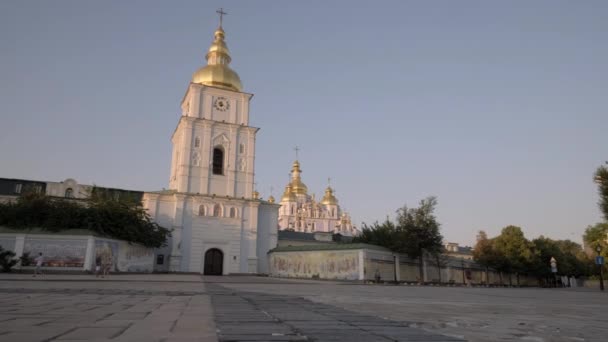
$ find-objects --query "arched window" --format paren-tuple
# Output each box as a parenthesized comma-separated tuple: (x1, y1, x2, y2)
(194, 137, 200, 148)
(198, 205, 207, 216)
(291, 206, 294, 215)
(65, 188, 74, 198)
(213, 204, 222, 217)
(229, 207, 236, 218)
(239, 143, 244, 154)
(212, 147, 224, 175)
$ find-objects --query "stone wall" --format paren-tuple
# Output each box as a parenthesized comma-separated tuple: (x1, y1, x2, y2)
(0, 230, 154, 273)
(269, 249, 361, 280)
(270, 245, 541, 286)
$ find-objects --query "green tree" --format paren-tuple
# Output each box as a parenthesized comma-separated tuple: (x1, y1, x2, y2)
(583, 223, 608, 251)
(493, 226, 534, 286)
(354, 197, 444, 283)
(395, 196, 444, 282)
(354, 218, 398, 250)
(0, 192, 170, 248)
(472, 230, 497, 284)
(595, 164, 608, 221)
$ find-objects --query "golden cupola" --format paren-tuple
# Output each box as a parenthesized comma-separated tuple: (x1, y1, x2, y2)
(281, 185, 296, 202)
(289, 160, 308, 195)
(192, 24, 243, 92)
(321, 186, 338, 205)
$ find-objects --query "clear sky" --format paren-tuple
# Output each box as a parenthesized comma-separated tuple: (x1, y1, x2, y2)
(1, 1, 606, 246)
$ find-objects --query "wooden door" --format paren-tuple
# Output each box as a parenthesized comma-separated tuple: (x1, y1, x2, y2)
(204, 249, 223, 275)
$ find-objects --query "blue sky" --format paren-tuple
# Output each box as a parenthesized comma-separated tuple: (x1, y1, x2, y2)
(1, 1, 606, 246)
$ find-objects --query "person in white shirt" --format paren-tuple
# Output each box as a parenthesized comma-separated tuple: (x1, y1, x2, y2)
(33, 253, 44, 277)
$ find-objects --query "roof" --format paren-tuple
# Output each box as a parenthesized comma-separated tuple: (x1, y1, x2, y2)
(270, 243, 390, 253)
(278, 230, 317, 241)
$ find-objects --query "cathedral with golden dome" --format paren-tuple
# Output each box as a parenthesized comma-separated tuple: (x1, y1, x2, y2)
(276, 160, 358, 236)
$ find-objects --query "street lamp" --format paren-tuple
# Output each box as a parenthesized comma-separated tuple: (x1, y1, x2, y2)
(596, 245, 604, 291)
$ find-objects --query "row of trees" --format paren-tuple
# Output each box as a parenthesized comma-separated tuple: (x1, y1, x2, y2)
(352, 195, 603, 285)
(0, 191, 170, 248)
(473, 226, 591, 285)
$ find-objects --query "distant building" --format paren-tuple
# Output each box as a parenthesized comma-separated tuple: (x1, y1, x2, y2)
(444, 242, 474, 260)
(0, 177, 143, 203)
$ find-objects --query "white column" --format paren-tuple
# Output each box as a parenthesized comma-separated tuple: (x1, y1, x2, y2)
(170, 194, 186, 272)
(394, 254, 400, 282)
(358, 249, 365, 281)
(13, 235, 25, 270)
(83, 236, 95, 272)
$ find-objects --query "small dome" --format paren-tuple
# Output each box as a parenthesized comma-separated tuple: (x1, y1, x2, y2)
(268, 195, 276, 203)
(321, 186, 338, 205)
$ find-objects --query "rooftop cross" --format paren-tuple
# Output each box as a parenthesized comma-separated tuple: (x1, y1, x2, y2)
(216, 8, 227, 27)
(294, 146, 300, 160)
(327, 177, 332, 187)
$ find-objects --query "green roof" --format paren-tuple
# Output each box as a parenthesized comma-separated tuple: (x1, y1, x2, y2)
(270, 243, 390, 253)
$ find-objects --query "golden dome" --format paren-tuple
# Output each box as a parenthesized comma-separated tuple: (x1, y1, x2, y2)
(252, 190, 259, 200)
(289, 160, 308, 195)
(268, 195, 275, 203)
(192, 26, 243, 92)
(321, 186, 338, 205)
(281, 185, 296, 202)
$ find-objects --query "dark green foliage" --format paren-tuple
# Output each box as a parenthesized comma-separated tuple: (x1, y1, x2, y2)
(0, 246, 18, 272)
(595, 165, 608, 221)
(395, 197, 443, 258)
(354, 196, 444, 281)
(474, 227, 591, 283)
(19, 252, 32, 267)
(0, 191, 170, 248)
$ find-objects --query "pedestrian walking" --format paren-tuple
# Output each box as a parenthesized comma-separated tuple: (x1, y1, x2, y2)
(95, 256, 101, 278)
(33, 253, 44, 277)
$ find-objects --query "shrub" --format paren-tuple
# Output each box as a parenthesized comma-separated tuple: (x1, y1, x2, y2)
(0, 246, 18, 273)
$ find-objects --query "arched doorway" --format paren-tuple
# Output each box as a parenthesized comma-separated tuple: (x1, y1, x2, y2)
(203, 248, 223, 275)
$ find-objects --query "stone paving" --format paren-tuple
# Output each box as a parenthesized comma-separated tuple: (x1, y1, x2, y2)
(208, 284, 463, 342)
(3, 274, 607, 341)
(0, 274, 216, 342)
(0, 274, 466, 342)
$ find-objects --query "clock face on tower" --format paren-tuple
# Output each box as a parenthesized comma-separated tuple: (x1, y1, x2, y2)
(214, 97, 230, 112)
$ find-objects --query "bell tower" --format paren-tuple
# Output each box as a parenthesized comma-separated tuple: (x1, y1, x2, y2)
(169, 14, 257, 198)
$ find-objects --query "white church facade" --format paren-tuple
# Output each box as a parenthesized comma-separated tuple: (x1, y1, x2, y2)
(142, 20, 279, 275)
(277, 160, 358, 236)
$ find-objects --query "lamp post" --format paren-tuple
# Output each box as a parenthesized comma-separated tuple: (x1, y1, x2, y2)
(596, 245, 604, 291)
(550, 257, 557, 287)
(461, 258, 466, 285)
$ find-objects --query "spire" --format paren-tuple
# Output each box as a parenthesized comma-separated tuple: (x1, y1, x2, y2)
(191, 9, 243, 92)
(289, 160, 308, 195)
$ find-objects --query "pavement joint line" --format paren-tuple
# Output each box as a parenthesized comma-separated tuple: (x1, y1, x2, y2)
(45, 326, 79, 342)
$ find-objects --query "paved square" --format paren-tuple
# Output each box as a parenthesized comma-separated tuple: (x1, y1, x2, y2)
(1, 274, 606, 341)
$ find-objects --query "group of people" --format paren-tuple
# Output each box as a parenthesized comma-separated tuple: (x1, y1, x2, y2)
(30, 251, 113, 278)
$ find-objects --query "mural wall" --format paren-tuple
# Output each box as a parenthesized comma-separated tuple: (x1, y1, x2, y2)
(94, 240, 118, 271)
(24, 238, 87, 267)
(0, 237, 15, 252)
(270, 250, 360, 280)
(119, 243, 154, 272)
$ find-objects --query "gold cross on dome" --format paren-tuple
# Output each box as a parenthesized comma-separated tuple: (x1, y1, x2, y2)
(216, 8, 227, 26)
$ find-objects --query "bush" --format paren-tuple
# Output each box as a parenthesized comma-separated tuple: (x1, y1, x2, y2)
(0, 246, 18, 272)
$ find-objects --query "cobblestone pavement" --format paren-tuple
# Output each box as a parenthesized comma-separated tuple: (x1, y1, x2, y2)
(208, 284, 464, 342)
(0, 274, 467, 342)
(211, 277, 608, 342)
(0, 274, 216, 342)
